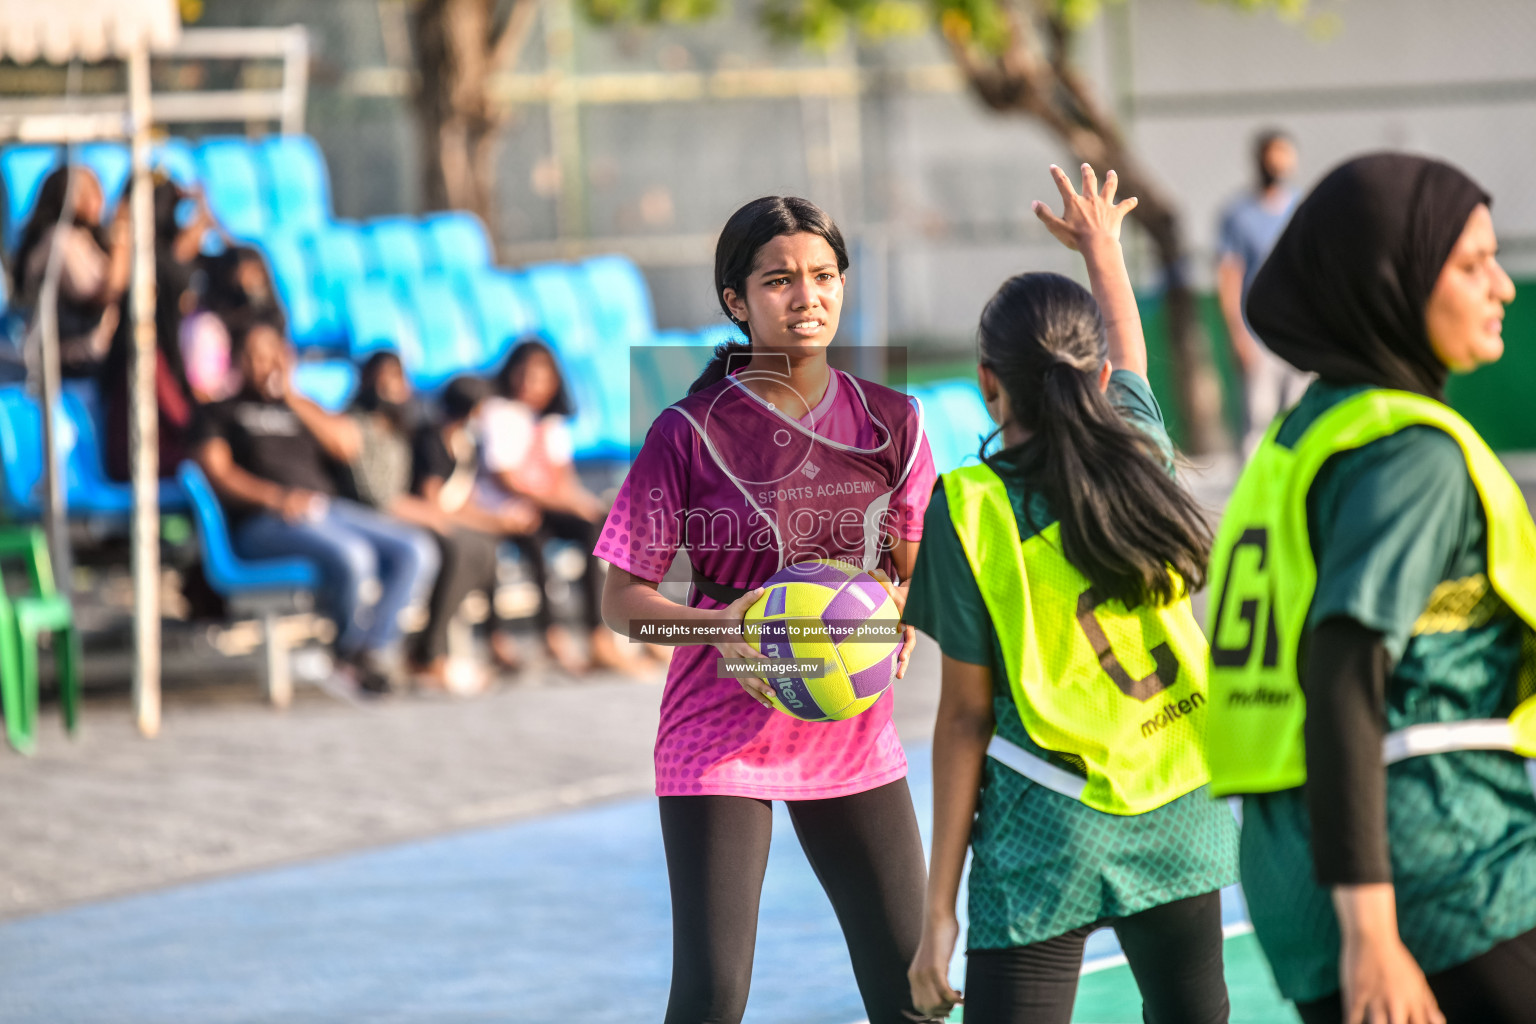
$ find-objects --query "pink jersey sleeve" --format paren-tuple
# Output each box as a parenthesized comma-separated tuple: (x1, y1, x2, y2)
(891, 401, 937, 542)
(593, 412, 689, 583)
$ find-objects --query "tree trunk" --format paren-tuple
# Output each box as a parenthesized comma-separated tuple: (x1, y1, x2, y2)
(940, 13, 1227, 453)
(411, 0, 540, 248)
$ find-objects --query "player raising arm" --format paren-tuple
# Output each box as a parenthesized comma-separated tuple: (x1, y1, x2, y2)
(905, 165, 1237, 1023)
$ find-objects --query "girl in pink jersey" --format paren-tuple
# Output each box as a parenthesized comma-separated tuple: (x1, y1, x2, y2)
(596, 196, 939, 1024)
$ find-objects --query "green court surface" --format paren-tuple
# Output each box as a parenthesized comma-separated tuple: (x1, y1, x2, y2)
(1069, 932, 1298, 1023)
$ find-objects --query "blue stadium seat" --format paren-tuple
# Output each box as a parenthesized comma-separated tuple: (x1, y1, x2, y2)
(306, 223, 368, 343)
(635, 342, 711, 405)
(451, 269, 536, 372)
(257, 135, 331, 233)
(906, 386, 950, 474)
(195, 137, 267, 242)
(577, 254, 656, 348)
(178, 459, 321, 705)
(259, 234, 326, 348)
(362, 217, 426, 281)
(292, 360, 359, 413)
(0, 388, 185, 520)
(343, 279, 415, 363)
(78, 143, 131, 215)
(396, 276, 481, 389)
(513, 263, 598, 358)
(630, 344, 712, 436)
(63, 391, 188, 514)
(151, 139, 200, 187)
(177, 461, 319, 594)
(421, 211, 492, 274)
(309, 222, 368, 287)
(2, 145, 62, 251)
(0, 386, 49, 516)
(925, 379, 994, 473)
(692, 321, 748, 348)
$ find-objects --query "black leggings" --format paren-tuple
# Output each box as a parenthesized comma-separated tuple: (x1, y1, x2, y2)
(414, 527, 501, 664)
(964, 891, 1229, 1024)
(659, 779, 940, 1024)
(507, 511, 603, 632)
(1295, 926, 1536, 1024)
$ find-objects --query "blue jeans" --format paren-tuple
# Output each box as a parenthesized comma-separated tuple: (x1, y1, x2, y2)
(233, 498, 439, 659)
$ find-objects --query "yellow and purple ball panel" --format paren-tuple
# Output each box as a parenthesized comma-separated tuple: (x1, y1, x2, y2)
(744, 558, 901, 722)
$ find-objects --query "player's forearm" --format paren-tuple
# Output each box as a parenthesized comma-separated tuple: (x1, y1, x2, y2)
(925, 681, 992, 922)
(1081, 238, 1147, 378)
(1216, 259, 1259, 361)
(601, 568, 730, 642)
(287, 395, 361, 462)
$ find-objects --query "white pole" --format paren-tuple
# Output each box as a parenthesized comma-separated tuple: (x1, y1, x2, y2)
(127, 42, 161, 738)
(281, 27, 308, 135)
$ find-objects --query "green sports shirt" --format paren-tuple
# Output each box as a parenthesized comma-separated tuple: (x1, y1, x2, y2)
(1239, 381, 1536, 1003)
(904, 371, 1239, 950)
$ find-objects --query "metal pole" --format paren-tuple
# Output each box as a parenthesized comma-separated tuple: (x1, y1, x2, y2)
(33, 66, 83, 599)
(127, 43, 160, 738)
(544, 0, 585, 245)
(281, 27, 309, 135)
(35, 197, 71, 592)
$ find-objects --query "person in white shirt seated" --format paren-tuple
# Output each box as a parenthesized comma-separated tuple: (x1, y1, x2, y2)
(479, 340, 660, 675)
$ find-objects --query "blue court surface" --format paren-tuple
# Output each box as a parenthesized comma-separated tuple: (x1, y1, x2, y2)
(0, 745, 1297, 1023)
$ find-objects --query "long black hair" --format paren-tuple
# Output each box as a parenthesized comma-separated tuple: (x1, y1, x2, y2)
(11, 163, 109, 297)
(495, 337, 574, 417)
(979, 272, 1210, 608)
(688, 196, 850, 395)
(351, 350, 414, 430)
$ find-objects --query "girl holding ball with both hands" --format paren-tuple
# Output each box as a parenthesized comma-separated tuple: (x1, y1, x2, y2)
(596, 196, 941, 1024)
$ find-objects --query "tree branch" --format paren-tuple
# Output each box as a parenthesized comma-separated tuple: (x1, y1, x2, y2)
(489, 0, 541, 74)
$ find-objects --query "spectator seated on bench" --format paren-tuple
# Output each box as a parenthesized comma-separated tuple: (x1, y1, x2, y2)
(191, 314, 438, 694)
(346, 355, 534, 692)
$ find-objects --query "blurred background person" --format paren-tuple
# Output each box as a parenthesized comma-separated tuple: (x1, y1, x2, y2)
(9, 164, 132, 378)
(180, 244, 284, 406)
(348, 356, 527, 691)
(193, 316, 439, 693)
(479, 340, 649, 675)
(102, 176, 218, 481)
(1216, 128, 1309, 454)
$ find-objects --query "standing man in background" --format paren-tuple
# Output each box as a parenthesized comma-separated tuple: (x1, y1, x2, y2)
(1217, 129, 1309, 454)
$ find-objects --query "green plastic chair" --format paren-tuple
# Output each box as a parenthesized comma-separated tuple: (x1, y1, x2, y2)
(0, 526, 79, 755)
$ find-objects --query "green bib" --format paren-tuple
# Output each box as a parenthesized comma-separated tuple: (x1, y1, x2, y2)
(1206, 389, 1536, 797)
(944, 463, 1214, 815)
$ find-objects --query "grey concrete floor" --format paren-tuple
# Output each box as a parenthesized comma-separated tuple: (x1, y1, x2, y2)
(0, 636, 943, 923)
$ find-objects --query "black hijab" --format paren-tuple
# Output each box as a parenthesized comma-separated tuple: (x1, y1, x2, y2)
(1245, 152, 1490, 401)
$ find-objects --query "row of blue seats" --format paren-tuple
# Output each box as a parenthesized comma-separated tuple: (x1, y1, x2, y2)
(0, 363, 365, 521)
(0, 135, 757, 460)
(0, 135, 329, 252)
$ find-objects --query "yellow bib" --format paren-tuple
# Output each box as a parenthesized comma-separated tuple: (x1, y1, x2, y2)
(1206, 389, 1536, 797)
(944, 463, 1215, 815)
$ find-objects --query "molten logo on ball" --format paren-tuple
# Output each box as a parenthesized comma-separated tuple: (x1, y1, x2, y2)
(742, 558, 902, 722)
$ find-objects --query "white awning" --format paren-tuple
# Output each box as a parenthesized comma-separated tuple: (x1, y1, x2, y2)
(0, 0, 181, 65)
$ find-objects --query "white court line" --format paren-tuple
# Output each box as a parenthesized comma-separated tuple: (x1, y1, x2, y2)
(840, 922, 1259, 1024)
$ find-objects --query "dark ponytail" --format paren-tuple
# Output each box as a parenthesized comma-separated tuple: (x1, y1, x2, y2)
(979, 273, 1210, 608)
(688, 195, 850, 395)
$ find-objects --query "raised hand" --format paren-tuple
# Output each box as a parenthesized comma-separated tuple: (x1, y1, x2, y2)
(1032, 163, 1139, 253)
